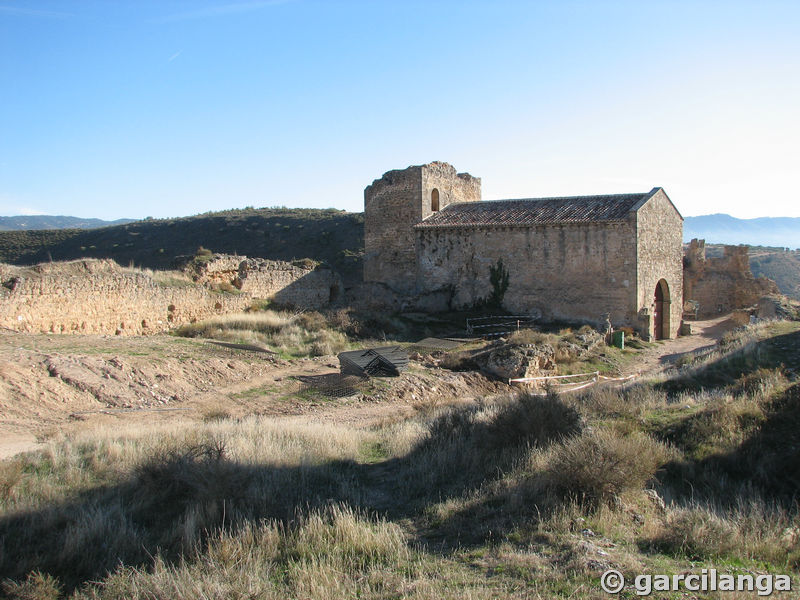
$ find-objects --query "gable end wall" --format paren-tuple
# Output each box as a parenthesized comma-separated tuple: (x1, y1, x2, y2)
(635, 189, 684, 339)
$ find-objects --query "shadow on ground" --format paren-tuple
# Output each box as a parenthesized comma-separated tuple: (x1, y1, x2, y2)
(5, 333, 800, 591)
(657, 329, 800, 395)
(0, 394, 581, 591)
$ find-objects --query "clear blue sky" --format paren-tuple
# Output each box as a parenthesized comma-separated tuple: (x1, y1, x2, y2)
(2, 0, 798, 220)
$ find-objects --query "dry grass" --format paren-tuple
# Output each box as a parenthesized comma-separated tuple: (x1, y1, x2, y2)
(486, 391, 583, 449)
(3, 323, 800, 597)
(175, 310, 348, 357)
(145, 269, 197, 289)
(507, 329, 555, 346)
(178, 311, 295, 335)
(543, 429, 676, 506)
(438, 350, 479, 371)
(576, 383, 669, 421)
(651, 502, 800, 565)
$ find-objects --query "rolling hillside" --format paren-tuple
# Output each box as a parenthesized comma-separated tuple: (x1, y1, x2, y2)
(0, 208, 364, 284)
(2, 209, 799, 295)
(749, 248, 800, 300)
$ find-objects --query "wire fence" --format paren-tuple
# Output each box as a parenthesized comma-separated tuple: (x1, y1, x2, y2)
(295, 373, 371, 398)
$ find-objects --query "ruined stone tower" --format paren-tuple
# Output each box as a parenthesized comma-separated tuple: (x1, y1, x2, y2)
(363, 161, 481, 293)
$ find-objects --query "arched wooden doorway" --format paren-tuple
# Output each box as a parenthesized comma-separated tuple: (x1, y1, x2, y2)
(653, 279, 671, 340)
(431, 189, 440, 212)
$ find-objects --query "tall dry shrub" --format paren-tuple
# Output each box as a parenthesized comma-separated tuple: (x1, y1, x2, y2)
(129, 441, 249, 551)
(2, 571, 62, 600)
(487, 392, 583, 449)
(546, 429, 674, 505)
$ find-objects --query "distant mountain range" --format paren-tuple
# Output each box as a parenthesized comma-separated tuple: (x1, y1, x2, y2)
(0, 215, 135, 231)
(684, 214, 800, 248)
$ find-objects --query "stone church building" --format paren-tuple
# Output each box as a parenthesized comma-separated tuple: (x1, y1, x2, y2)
(364, 161, 683, 340)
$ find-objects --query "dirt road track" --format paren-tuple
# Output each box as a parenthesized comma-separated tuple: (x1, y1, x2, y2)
(626, 315, 736, 378)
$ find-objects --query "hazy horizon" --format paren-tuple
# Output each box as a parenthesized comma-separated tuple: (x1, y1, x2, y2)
(2, 1, 798, 221)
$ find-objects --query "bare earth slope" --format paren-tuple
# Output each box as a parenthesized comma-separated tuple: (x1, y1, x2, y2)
(0, 316, 735, 460)
(0, 331, 506, 459)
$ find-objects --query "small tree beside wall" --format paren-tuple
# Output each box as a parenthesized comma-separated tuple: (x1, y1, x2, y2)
(488, 258, 510, 308)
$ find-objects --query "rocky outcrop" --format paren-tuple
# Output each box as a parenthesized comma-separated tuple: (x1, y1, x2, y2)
(470, 328, 603, 380)
(475, 343, 557, 380)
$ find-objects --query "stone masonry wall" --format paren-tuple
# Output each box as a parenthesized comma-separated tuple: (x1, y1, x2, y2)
(364, 162, 481, 294)
(0, 259, 249, 335)
(236, 258, 342, 308)
(415, 219, 638, 328)
(190, 254, 342, 309)
(364, 166, 422, 294)
(420, 161, 481, 221)
(635, 189, 684, 339)
(684, 239, 779, 318)
(0, 256, 342, 336)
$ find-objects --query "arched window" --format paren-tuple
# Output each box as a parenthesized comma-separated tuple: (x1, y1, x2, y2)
(431, 188, 440, 212)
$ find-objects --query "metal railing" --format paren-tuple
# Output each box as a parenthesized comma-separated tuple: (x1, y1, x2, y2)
(465, 315, 538, 337)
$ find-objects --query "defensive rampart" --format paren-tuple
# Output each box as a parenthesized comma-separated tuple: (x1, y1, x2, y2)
(0, 256, 342, 335)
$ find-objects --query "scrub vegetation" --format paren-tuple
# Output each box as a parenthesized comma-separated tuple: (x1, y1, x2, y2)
(2, 321, 800, 598)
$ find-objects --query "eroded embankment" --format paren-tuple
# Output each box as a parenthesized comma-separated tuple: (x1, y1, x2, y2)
(0, 331, 506, 458)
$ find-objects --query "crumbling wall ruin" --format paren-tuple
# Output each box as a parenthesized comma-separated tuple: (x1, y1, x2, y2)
(683, 239, 779, 318)
(189, 255, 342, 308)
(0, 255, 342, 336)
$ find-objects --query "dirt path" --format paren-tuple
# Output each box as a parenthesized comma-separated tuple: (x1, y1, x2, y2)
(623, 315, 736, 378)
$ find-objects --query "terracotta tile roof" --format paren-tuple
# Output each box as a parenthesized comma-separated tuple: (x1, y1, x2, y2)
(415, 191, 657, 229)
